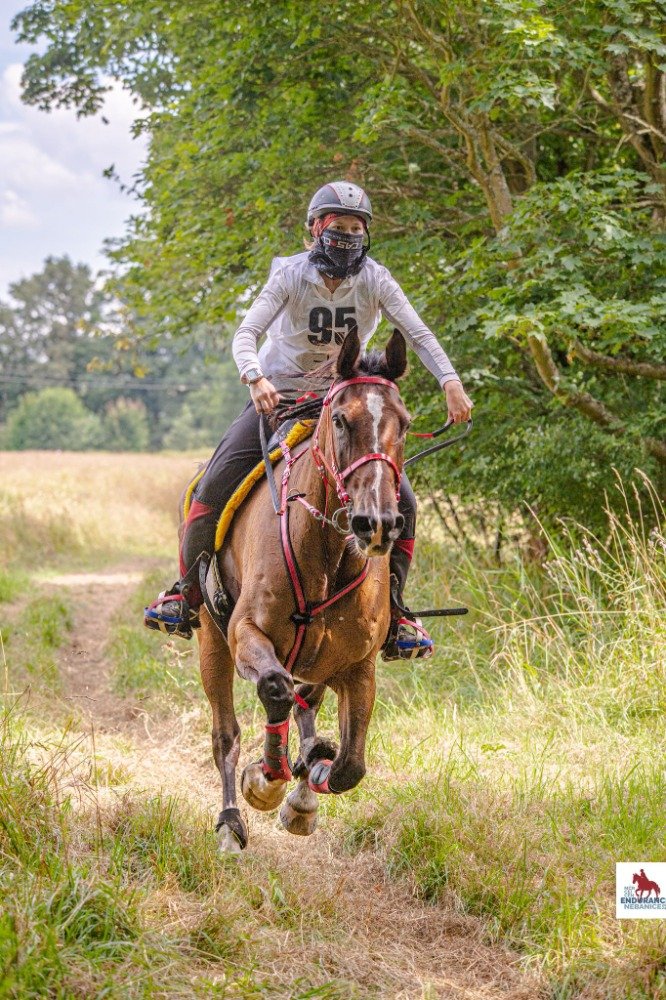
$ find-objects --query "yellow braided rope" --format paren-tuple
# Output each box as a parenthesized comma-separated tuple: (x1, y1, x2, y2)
(180, 421, 314, 551)
(182, 467, 206, 522)
(214, 420, 313, 551)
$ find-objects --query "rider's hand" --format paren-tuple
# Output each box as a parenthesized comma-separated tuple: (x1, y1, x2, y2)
(250, 377, 281, 414)
(444, 379, 474, 424)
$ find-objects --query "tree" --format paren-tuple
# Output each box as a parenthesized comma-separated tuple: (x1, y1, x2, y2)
(102, 398, 149, 451)
(0, 256, 110, 420)
(4, 388, 103, 450)
(12, 0, 666, 522)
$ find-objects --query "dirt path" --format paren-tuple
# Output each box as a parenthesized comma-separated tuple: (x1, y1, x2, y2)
(46, 564, 546, 1000)
(48, 567, 145, 730)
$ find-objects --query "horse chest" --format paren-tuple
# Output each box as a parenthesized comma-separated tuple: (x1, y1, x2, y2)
(297, 611, 379, 679)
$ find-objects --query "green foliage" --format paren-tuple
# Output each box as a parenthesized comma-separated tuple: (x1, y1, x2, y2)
(4, 388, 103, 451)
(102, 398, 150, 451)
(0, 255, 109, 421)
(162, 361, 247, 450)
(0, 254, 249, 453)
(338, 486, 666, 996)
(10, 0, 666, 524)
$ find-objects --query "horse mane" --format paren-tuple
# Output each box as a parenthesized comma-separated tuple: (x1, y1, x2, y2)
(303, 348, 399, 383)
(269, 347, 401, 430)
(356, 349, 397, 381)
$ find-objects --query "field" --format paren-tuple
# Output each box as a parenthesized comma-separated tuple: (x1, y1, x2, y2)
(0, 451, 664, 999)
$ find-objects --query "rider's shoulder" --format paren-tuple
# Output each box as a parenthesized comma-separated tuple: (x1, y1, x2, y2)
(363, 256, 391, 278)
(269, 251, 310, 275)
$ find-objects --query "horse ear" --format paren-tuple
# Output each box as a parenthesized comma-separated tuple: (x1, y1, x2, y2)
(385, 328, 407, 381)
(337, 324, 361, 380)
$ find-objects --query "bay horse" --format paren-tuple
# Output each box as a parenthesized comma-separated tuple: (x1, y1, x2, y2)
(197, 328, 411, 852)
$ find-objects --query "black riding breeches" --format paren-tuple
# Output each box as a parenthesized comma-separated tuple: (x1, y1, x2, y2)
(180, 402, 417, 593)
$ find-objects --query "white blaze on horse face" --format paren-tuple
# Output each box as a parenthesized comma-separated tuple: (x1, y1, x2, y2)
(366, 390, 384, 505)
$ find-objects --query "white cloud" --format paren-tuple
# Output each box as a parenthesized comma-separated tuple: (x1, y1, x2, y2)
(1, 63, 145, 186)
(0, 129, 83, 191)
(0, 50, 148, 296)
(0, 188, 38, 228)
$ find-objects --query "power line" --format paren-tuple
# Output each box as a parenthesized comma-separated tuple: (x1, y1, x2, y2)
(0, 372, 219, 392)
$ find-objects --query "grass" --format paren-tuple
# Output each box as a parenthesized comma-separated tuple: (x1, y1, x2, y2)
(324, 476, 666, 997)
(0, 567, 29, 604)
(107, 569, 261, 723)
(0, 713, 362, 999)
(1, 592, 73, 695)
(0, 451, 206, 566)
(1, 449, 664, 997)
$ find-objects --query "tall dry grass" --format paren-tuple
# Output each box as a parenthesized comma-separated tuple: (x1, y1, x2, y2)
(0, 451, 206, 566)
(326, 475, 666, 997)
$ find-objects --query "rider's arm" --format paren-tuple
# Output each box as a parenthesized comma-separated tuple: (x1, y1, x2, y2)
(377, 267, 461, 387)
(232, 267, 289, 382)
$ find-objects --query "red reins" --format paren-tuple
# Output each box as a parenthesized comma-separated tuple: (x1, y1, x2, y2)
(276, 375, 402, 676)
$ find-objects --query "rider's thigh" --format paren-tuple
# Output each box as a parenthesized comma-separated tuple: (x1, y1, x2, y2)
(196, 402, 263, 509)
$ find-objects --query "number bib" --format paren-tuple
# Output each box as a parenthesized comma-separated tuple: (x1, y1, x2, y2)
(257, 253, 381, 375)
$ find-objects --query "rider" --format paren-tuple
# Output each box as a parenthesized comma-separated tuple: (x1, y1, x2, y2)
(144, 181, 473, 659)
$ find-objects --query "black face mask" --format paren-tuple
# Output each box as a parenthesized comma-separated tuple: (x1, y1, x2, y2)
(308, 226, 369, 278)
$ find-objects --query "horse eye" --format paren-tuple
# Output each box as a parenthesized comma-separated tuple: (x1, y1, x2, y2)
(332, 414, 344, 430)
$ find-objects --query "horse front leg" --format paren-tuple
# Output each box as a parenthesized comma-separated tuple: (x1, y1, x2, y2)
(232, 618, 294, 813)
(279, 683, 333, 836)
(309, 660, 376, 796)
(198, 609, 248, 854)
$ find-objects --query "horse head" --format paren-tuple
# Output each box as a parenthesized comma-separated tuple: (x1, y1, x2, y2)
(321, 326, 410, 556)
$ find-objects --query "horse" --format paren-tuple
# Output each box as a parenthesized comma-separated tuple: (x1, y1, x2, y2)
(633, 871, 661, 899)
(196, 327, 411, 853)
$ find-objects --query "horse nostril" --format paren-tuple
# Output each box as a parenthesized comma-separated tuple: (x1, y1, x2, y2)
(382, 513, 404, 543)
(351, 514, 377, 541)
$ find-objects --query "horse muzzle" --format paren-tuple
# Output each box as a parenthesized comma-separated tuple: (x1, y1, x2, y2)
(350, 511, 404, 555)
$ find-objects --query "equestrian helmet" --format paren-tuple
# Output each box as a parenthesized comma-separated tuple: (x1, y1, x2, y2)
(306, 181, 372, 228)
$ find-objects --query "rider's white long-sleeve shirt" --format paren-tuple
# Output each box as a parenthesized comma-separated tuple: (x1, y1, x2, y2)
(232, 253, 459, 386)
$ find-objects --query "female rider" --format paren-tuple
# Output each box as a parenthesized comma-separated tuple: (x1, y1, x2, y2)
(145, 181, 473, 659)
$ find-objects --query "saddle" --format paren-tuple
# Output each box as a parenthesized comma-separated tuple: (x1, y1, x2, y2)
(182, 419, 315, 636)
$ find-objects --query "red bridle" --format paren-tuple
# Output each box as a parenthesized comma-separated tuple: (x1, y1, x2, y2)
(310, 376, 403, 509)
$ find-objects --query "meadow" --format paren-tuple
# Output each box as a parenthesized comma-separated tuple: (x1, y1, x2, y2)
(0, 451, 664, 999)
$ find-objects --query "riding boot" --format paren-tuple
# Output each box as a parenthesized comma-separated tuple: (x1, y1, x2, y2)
(144, 499, 218, 639)
(388, 539, 413, 607)
(382, 539, 433, 661)
(178, 499, 219, 609)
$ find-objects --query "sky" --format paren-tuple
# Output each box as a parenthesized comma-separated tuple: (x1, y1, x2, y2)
(0, 1, 147, 299)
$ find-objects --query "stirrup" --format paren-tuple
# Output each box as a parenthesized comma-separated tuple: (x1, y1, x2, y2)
(382, 615, 434, 662)
(143, 587, 200, 640)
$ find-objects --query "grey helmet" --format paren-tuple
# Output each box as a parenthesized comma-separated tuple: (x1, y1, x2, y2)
(306, 181, 373, 228)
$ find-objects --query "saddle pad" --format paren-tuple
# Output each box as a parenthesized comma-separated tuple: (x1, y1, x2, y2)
(182, 420, 314, 553)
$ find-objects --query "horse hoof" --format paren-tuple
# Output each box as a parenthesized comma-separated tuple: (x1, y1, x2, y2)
(241, 761, 288, 812)
(279, 781, 318, 836)
(215, 807, 248, 854)
(217, 823, 244, 854)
